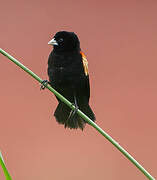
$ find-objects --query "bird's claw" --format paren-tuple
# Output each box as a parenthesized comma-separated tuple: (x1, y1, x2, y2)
(40, 80, 49, 90)
(67, 103, 79, 120)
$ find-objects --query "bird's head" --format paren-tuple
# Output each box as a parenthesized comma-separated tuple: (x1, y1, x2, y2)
(48, 31, 80, 52)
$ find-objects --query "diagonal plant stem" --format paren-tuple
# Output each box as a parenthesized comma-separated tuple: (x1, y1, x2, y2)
(0, 48, 155, 180)
(0, 151, 12, 180)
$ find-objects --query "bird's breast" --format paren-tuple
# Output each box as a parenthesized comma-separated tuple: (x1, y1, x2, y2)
(48, 52, 86, 88)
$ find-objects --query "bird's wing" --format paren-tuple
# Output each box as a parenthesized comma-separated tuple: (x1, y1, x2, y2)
(80, 51, 88, 76)
(80, 51, 90, 102)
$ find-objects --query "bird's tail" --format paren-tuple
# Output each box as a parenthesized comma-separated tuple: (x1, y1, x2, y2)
(54, 102, 95, 130)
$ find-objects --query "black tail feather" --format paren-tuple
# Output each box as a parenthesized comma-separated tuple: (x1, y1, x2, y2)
(54, 102, 95, 130)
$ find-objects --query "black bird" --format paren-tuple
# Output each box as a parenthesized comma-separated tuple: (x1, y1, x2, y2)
(44, 31, 95, 130)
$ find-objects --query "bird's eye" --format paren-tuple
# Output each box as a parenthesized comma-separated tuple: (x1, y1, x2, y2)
(58, 38, 63, 43)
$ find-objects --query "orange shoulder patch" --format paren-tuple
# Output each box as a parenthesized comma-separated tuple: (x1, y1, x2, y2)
(80, 51, 88, 76)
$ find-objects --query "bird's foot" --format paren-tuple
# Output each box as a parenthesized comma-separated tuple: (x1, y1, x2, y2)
(40, 80, 50, 90)
(67, 103, 79, 121)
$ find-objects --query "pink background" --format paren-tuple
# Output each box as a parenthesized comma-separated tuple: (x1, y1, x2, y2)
(0, 0, 157, 179)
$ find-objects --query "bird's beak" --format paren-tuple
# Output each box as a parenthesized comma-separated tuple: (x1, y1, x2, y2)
(48, 38, 58, 46)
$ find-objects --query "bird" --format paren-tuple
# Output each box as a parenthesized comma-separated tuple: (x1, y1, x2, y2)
(42, 31, 95, 130)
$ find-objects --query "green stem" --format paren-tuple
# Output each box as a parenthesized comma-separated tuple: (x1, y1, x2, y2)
(0, 48, 155, 180)
(0, 152, 12, 180)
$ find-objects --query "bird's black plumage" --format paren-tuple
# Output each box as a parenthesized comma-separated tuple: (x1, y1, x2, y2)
(47, 31, 95, 130)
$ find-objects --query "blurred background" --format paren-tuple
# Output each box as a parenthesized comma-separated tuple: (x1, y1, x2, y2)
(0, 0, 157, 179)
